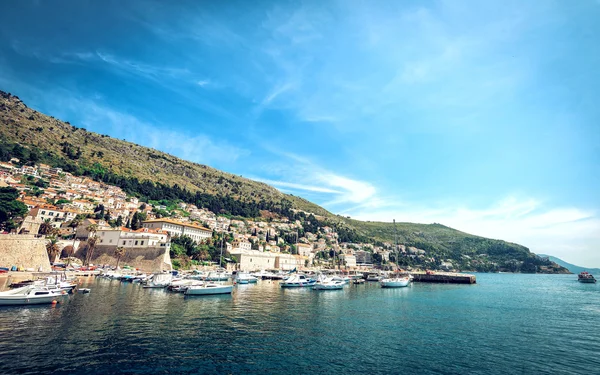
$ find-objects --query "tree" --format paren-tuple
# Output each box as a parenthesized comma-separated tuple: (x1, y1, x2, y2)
(0, 187, 28, 231)
(46, 237, 60, 263)
(84, 236, 98, 266)
(115, 216, 123, 227)
(38, 219, 56, 236)
(114, 246, 126, 269)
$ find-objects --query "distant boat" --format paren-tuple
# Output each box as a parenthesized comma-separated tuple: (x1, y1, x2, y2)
(185, 283, 233, 296)
(143, 273, 172, 288)
(578, 272, 597, 283)
(313, 279, 345, 290)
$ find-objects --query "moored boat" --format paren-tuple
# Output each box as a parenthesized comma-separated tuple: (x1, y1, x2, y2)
(313, 279, 345, 290)
(380, 277, 411, 288)
(578, 272, 597, 283)
(0, 285, 62, 306)
(185, 283, 233, 295)
(280, 274, 316, 288)
(234, 272, 258, 284)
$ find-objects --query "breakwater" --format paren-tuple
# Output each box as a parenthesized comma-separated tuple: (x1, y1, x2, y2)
(410, 271, 476, 284)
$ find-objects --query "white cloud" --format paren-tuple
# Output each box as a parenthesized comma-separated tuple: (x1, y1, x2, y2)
(349, 197, 600, 268)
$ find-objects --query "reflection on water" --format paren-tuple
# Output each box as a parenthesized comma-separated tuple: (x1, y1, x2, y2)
(0, 274, 599, 374)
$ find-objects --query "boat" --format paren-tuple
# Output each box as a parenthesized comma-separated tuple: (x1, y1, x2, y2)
(185, 283, 233, 295)
(313, 279, 345, 290)
(380, 219, 412, 289)
(280, 274, 316, 288)
(353, 278, 365, 285)
(78, 288, 91, 294)
(366, 273, 383, 282)
(204, 271, 231, 281)
(0, 285, 62, 306)
(142, 273, 172, 288)
(234, 272, 258, 284)
(380, 276, 411, 288)
(167, 279, 204, 292)
(578, 272, 597, 283)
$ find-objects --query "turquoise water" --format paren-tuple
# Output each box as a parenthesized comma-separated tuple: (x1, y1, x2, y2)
(0, 273, 599, 374)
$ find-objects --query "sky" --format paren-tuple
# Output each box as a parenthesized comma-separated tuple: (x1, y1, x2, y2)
(0, 0, 598, 266)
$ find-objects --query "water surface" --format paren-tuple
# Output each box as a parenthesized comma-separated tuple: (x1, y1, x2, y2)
(0, 273, 598, 374)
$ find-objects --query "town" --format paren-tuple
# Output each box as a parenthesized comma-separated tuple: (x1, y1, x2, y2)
(0, 159, 448, 274)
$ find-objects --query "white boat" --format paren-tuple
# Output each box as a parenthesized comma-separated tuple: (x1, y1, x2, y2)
(204, 271, 231, 281)
(143, 273, 172, 288)
(0, 285, 62, 306)
(313, 279, 345, 290)
(366, 273, 383, 282)
(280, 274, 316, 288)
(234, 272, 258, 284)
(167, 279, 204, 292)
(380, 276, 411, 288)
(185, 283, 233, 295)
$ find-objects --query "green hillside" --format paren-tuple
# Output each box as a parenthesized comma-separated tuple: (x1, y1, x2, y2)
(0, 89, 569, 273)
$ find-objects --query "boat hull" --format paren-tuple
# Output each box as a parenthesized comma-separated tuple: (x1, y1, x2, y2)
(280, 281, 317, 288)
(578, 279, 597, 283)
(380, 279, 410, 288)
(185, 285, 233, 295)
(313, 284, 344, 290)
(0, 295, 59, 305)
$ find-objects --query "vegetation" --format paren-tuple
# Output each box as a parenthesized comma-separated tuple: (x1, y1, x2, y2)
(0, 187, 28, 232)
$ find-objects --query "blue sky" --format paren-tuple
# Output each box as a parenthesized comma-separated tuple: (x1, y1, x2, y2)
(1, 0, 598, 266)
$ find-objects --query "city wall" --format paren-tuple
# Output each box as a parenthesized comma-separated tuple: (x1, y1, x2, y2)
(0, 234, 51, 272)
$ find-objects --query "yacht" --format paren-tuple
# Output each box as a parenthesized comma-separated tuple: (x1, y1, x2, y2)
(280, 274, 316, 288)
(313, 279, 345, 290)
(0, 285, 63, 305)
(380, 276, 411, 288)
(185, 283, 233, 295)
(578, 272, 597, 283)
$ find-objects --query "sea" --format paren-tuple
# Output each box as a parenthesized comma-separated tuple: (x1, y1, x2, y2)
(0, 273, 599, 374)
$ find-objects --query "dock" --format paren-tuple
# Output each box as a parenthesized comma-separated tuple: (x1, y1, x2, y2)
(408, 271, 476, 284)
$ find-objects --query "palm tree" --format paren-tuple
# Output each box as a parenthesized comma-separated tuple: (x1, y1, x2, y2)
(39, 219, 55, 236)
(66, 218, 81, 266)
(46, 236, 60, 264)
(84, 235, 98, 266)
(114, 246, 126, 269)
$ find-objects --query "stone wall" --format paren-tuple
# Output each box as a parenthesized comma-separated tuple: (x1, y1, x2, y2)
(0, 234, 51, 271)
(87, 245, 172, 272)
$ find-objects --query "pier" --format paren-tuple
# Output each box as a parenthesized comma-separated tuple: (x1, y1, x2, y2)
(408, 271, 476, 284)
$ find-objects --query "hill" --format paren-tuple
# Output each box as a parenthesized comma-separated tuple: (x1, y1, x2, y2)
(537, 255, 600, 275)
(0, 89, 568, 273)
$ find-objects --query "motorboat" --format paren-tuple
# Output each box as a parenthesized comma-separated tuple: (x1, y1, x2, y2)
(0, 285, 63, 305)
(143, 273, 172, 288)
(380, 276, 411, 288)
(280, 274, 316, 288)
(313, 279, 345, 290)
(234, 272, 258, 284)
(252, 270, 286, 280)
(167, 279, 204, 292)
(353, 278, 365, 285)
(366, 273, 383, 282)
(185, 283, 233, 295)
(204, 271, 231, 281)
(578, 272, 597, 283)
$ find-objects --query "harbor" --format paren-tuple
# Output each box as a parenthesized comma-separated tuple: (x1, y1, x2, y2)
(0, 273, 598, 374)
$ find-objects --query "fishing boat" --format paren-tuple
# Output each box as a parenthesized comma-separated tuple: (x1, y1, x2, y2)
(234, 272, 258, 284)
(185, 283, 233, 295)
(280, 274, 316, 288)
(578, 272, 597, 283)
(0, 285, 62, 306)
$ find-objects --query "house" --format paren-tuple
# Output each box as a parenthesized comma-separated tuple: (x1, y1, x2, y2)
(142, 218, 212, 243)
(296, 243, 313, 257)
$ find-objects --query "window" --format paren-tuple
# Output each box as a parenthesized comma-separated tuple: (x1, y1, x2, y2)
(135, 241, 138, 245)
(41, 211, 46, 214)
(140, 241, 144, 245)
(109, 239, 113, 243)
(122, 241, 126, 245)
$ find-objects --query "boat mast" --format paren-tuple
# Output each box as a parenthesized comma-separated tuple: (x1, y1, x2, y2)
(394, 219, 399, 273)
(219, 234, 224, 269)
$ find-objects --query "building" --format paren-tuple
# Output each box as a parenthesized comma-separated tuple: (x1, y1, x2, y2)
(296, 243, 313, 257)
(227, 248, 308, 271)
(142, 218, 212, 243)
(28, 205, 69, 228)
(355, 250, 373, 265)
(96, 227, 170, 250)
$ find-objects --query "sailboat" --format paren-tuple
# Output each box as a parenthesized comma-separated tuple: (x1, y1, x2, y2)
(186, 235, 233, 296)
(380, 219, 411, 288)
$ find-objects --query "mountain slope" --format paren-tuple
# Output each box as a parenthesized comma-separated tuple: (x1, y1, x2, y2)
(0, 90, 329, 217)
(0, 89, 569, 273)
(537, 255, 600, 274)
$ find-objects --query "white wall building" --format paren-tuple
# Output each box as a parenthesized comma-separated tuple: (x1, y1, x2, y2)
(142, 218, 212, 243)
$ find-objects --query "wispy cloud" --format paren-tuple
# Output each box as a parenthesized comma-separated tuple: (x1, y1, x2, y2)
(349, 196, 600, 267)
